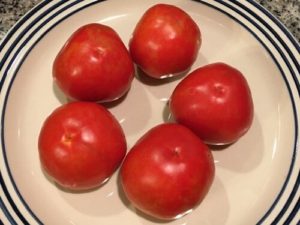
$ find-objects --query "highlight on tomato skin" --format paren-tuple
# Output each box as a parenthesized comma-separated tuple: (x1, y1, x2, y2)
(53, 23, 135, 103)
(120, 123, 215, 220)
(170, 62, 254, 145)
(129, 4, 201, 79)
(38, 101, 127, 191)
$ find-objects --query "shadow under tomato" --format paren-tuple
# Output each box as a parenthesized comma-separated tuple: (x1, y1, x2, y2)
(52, 82, 69, 105)
(58, 172, 127, 217)
(162, 100, 175, 123)
(117, 172, 230, 224)
(189, 175, 230, 225)
(54, 178, 107, 194)
(40, 162, 105, 193)
(208, 143, 233, 151)
(116, 171, 131, 208)
(212, 114, 264, 172)
(40, 163, 56, 186)
(134, 51, 210, 85)
(162, 105, 263, 173)
(102, 78, 152, 138)
(116, 172, 173, 224)
(135, 66, 189, 87)
(100, 90, 129, 109)
(52, 80, 132, 107)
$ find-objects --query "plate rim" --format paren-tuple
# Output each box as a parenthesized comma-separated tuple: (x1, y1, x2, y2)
(0, 0, 299, 224)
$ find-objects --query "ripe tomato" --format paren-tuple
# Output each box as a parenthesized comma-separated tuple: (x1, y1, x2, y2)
(53, 23, 134, 102)
(129, 4, 201, 79)
(170, 62, 254, 145)
(120, 123, 214, 220)
(38, 102, 126, 190)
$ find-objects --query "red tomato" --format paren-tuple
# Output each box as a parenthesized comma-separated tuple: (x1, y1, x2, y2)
(53, 23, 134, 102)
(129, 4, 201, 79)
(38, 102, 126, 190)
(120, 123, 214, 220)
(170, 62, 254, 145)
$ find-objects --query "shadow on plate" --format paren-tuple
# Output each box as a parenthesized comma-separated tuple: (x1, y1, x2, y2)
(56, 171, 127, 217)
(116, 172, 188, 224)
(162, 103, 264, 172)
(117, 174, 230, 224)
(211, 114, 264, 172)
(52, 82, 69, 105)
(135, 66, 189, 87)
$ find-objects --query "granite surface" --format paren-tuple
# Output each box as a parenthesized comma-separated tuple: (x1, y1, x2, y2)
(0, 0, 299, 43)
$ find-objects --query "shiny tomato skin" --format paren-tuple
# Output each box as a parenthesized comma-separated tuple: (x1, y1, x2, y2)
(38, 102, 126, 190)
(53, 23, 134, 102)
(120, 123, 215, 220)
(129, 4, 201, 79)
(170, 62, 254, 145)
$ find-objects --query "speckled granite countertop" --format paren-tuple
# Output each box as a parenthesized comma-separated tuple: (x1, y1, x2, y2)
(0, 0, 299, 43)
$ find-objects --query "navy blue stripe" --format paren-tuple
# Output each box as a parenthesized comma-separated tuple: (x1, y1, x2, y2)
(0, 1, 66, 70)
(0, 196, 17, 225)
(0, 1, 67, 86)
(0, 1, 79, 92)
(1, 0, 105, 224)
(0, 173, 28, 225)
(232, 0, 300, 95)
(247, 0, 300, 54)
(0, 1, 50, 53)
(194, 0, 299, 224)
(282, 171, 300, 225)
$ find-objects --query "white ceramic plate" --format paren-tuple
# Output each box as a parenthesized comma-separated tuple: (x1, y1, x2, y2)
(1, 1, 299, 224)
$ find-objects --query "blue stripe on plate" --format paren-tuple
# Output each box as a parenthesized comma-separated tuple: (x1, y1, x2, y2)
(0, 173, 28, 225)
(0, 1, 66, 91)
(0, 1, 65, 72)
(247, 0, 300, 54)
(233, 1, 300, 95)
(0, 0, 298, 224)
(1, 1, 105, 224)
(282, 171, 300, 225)
(0, 196, 17, 225)
(0, 1, 50, 53)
